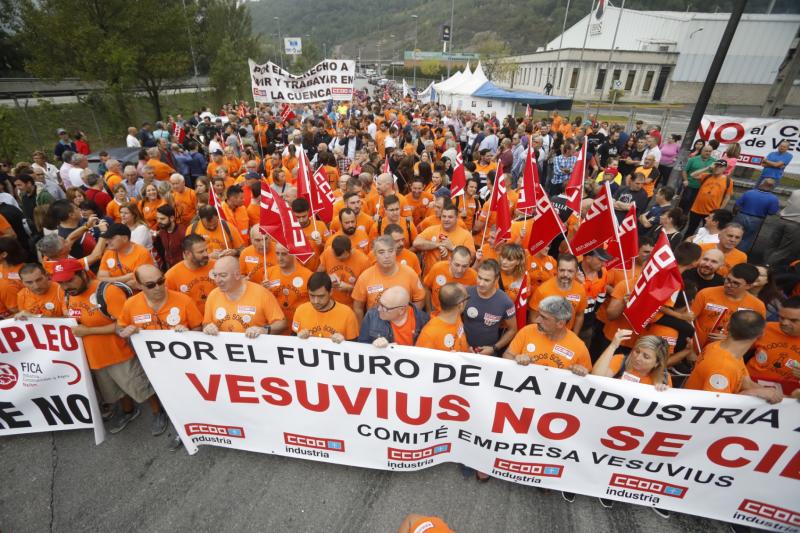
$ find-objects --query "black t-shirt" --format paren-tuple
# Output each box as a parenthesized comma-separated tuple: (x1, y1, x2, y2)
(683, 269, 724, 293)
(586, 132, 606, 156)
(597, 142, 620, 168)
(614, 187, 649, 222)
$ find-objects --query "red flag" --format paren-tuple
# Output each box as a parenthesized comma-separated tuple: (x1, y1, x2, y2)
(209, 187, 227, 221)
(171, 122, 185, 144)
(237, 102, 247, 118)
(383, 85, 390, 102)
(623, 232, 684, 333)
(569, 182, 616, 256)
(489, 163, 512, 246)
(311, 167, 335, 223)
(259, 182, 315, 264)
(605, 205, 638, 270)
(382, 155, 391, 175)
(515, 145, 539, 212)
(450, 144, 466, 198)
(514, 275, 529, 330)
(279, 104, 295, 124)
(564, 141, 586, 214)
(527, 181, 566, 256)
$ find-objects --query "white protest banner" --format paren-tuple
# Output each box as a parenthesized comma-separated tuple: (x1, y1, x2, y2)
(0, 318, 105, 444)
(695, 115, 800, 174)
(133, 332, 799, 530)
(249, 59, 356, 104)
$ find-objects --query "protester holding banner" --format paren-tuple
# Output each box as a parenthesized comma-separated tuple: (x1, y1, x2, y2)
(527, 255, 587, 333)
(16, 262, 64, 318)
(292, 272, 359, 342)
(461, 259, 517, 357)
(357, 286, 428, 348)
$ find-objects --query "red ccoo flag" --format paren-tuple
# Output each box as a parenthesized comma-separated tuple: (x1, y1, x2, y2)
(606, 205, 638, 270)
(297, 150, 335, 224)
(527, 181, 566, 256)
(623, 232, 684, 333)
(525, 104, 531, 118)
(259, 182, 315, 264)
(564, 141, 586, 214)
(514, 274, 530, 330)
(569, 181, 616, 256)
(489, 163, 512, 246)
(279, 104, 295, 124)
(450, 144, 467, 198)
(515, 145, 539, 212)
(171, 122, 185, 144)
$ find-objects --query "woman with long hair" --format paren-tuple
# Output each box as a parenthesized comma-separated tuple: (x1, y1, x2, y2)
(66, 187, 85, 209)
(498, 244, 530, 303)
(722, 142, 741, 176)
(751, 265, 784, 322)
(459, 177, 482, 235)
(195, 176, 210, 196)
(120, 202, 153, 252)
(654, 207, 686, 250)
(138, 182, 166, 230)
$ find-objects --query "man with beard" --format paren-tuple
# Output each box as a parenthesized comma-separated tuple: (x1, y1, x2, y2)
(683, 248, 725, 293)
(369, 194, 417, 249)
(327, 208, 371, 254)
(165, 234, 215, 314)
(528, 254, 587, 334)
(292, 272, 359, 342)
(155, 205, 187, 269)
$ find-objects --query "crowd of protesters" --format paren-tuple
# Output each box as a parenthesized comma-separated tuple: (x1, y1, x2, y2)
(1, 88, 799, 519)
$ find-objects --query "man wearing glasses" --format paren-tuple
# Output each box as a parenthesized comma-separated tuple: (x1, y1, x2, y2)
(357, 286, 428, 348)
(117, 264, 203, 447)
(415, 283, 470, 353)
(690, 263, 766, 349)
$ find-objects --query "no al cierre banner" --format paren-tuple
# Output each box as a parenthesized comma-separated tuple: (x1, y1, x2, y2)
(132, 332, 800, 530)
(0, 318, 105, 444)
(249, 59, 356, 104)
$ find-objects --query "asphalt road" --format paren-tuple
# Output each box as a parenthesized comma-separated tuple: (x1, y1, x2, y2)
(1, 420, 732, 533)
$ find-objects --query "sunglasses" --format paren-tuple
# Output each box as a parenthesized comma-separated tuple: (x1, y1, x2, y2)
(142, 278, 166, 289)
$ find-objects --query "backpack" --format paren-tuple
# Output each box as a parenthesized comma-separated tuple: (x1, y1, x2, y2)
(190, 218, 234, 244)
(66, 280, 134, 321)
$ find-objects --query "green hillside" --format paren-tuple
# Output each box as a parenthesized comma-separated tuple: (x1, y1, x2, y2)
(247, 0, 798, 61)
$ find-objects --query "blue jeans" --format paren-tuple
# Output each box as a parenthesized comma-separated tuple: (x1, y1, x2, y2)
(734, 212, 765, 253)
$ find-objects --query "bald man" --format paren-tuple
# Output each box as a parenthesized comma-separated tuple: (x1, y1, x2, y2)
(169, 173, 197, 225)
(203, 256, 287, 338)
(357, 286, 429, 348)
(367, 172, 412, 219)
(683, 248, 725, 292)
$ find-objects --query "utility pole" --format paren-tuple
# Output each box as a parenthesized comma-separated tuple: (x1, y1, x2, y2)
(594, 0, 626, 116)
(762, 26, 800, 117)
(448, 0, 455, 77)
(669, 0, 748, 189)
(412, 14, 420, 90)
(274, 17, 285, 70)
(553, 0, 572, 87)
(569, 0, 596, 114)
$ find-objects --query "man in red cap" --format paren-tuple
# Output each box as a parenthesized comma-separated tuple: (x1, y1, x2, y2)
(54, 258, 167, 436)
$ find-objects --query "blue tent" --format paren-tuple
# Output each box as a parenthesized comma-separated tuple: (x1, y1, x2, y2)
(472, 81, 572, 111)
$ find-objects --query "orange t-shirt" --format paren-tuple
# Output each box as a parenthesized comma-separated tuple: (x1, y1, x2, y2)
(185, 220, 244, 254)
(17, 282, 64, 317)
(406, 192, 435, 226)
(0, 262, 23, 316)
(607, 264, 642, 289)
(104, 171, 123, 191)
(748, 322, 800, 383)
(528, 277, 588, 330)
(691, 173, 733, 215)
(239, 244, 278, 284)
(508, 325, 592, 370)
(319, 247, 370, 305)
(329, 210, 373, 236)
(265, 264, 313, 325)
(699, 244, 747, 278)
(139, 198, 165, 230)
(415, 316, 470, 353)
(369, 217, 417, 249)
(417, 224, 476, 274)
(99, 243, 154, 278)
(608, 354, 672, 386)
(203, 281, 285, 332)
(352, 264, 426, 310)
(690, 286, 766, 348)
(408, 516, 454, 533)
(684, 342, 747, 394)
(499, 272, 530, 304)
(64, 280, 133, 369)
(527, 253, 557, 290)
(390, 307, 417, 346)
(172, 188, 198, 226)
(423, 260, 477, 311)
(641, 322, 679, 355)
(221, 202, 251, 245)
(300, 219, 331, 272)
(602, 280, 635, 347)
(147, 158, 175, 181)
(165, 260, 216, 314)
(327, 229, 371, 255)
(118, 290, 203, 330)
(291, 301, 359, 340)
(106, 199, 125, 223)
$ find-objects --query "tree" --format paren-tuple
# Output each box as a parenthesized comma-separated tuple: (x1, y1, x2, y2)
(20, 0, 193, 120)
(474, 34, 515, 82)
(210, 37, 249, 106)
(195, 0, 261, 74)
(419, 59, 441, 77)
(291, 41, 323, 73)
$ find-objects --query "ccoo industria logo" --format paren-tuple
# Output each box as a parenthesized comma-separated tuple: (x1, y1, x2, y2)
(283, 432, 345, 452)
(609, 473, 688, 498)
(184, 423, 245, 438)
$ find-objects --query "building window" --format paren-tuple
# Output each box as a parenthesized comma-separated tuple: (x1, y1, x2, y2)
(546, 67, 551, 84)
(595, 68, 606, 90)
(487, 100, 493, 108)
(643, 70, 655, 92)
(612, 69, 621, 82)
(558, 67, 564, 89)
(569, 68, 579, 89)
(625, 70, 635, 91)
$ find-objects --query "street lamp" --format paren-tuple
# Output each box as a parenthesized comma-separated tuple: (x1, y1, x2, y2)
(411, 14, 419, 90)
(390, 34, 396, 78)
(274, 16, 284, 69)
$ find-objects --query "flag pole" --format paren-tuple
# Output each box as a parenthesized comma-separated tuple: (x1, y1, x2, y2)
(608, 182, 630, 294)
(211, 188, 230, 250)
(479, 170, 498, 250)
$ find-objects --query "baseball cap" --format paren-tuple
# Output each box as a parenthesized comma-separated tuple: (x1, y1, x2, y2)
(212, 149, 223, 156)
(590, 248, 613, 261)
(57, 128, 67, 134)
(101, 223, 132, 239)
(51, 259, 84, 282)
(713, 160, 728, 167)
(244, 171, 260, 180)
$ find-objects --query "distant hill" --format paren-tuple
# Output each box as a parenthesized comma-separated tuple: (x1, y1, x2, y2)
(247, 0, 799, 61)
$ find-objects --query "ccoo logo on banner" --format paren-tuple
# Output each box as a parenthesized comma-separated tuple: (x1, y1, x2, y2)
(130, 332, 799, 530)
(0, 319, 105, 444)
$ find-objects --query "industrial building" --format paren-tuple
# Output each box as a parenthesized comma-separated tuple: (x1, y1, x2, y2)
(494, 6, 800, 105)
